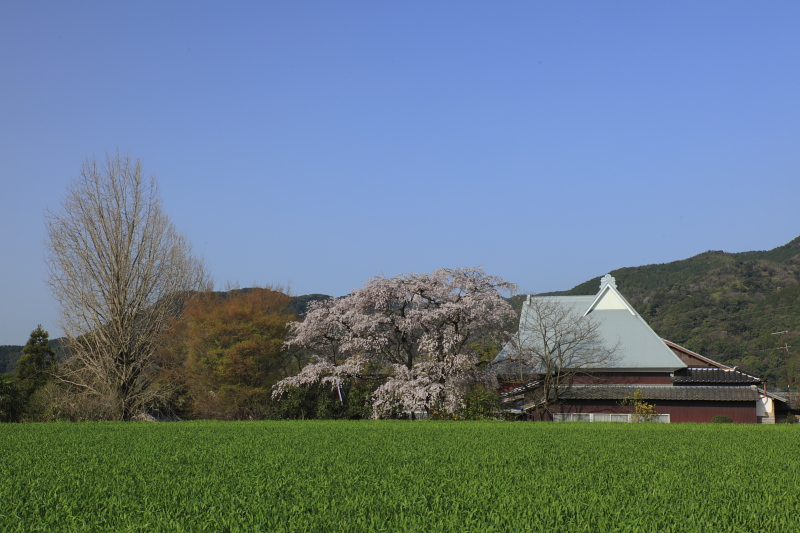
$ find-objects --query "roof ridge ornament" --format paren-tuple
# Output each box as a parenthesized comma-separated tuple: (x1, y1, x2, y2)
(600, 274, 617, 290)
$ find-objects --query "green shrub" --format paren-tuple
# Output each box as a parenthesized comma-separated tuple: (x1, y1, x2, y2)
(0, 376, 22, 422)
(711, 414, 733, 423)
(274, 381, 375, 420)
(460, 385, 500, 420)
(344, 382, 377, 419)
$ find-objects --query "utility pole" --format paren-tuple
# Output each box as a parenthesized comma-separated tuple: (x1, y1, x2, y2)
(771, 331, 793, 389)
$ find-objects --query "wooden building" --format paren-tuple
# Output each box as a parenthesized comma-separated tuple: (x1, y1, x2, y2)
(494, 275, 790, 423)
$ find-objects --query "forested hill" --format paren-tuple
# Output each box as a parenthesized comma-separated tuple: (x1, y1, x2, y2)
(562, 236, 800, 388)
(0, 338, 70, 375)
(0, 346, 23, 374)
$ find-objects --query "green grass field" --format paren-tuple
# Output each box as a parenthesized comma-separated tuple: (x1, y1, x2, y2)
(1, 421, 799, 532)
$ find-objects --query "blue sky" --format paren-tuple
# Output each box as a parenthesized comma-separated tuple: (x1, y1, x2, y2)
(1, 2, 799, 345)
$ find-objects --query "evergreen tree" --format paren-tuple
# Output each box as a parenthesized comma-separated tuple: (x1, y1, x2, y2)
(15, 325, 56, 397)
(0, 376, 22, 422)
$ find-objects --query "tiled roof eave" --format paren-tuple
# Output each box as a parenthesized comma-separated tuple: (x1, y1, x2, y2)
(558, 384, 761, 402)
(671, 367, 764, 384)
(592, 366, 686, 372)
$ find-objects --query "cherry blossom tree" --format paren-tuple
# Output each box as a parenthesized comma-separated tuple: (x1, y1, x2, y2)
(273, 267, 516, 418)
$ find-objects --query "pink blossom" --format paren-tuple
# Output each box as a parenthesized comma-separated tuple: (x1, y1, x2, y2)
(275, 267, 515, 416)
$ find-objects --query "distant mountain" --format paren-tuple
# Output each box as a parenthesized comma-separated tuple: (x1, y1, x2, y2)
(0, 345, 23, 375)
(0, 337, 70, 376)
(287, 293, 333, 317)
(558, 236, 800, 388)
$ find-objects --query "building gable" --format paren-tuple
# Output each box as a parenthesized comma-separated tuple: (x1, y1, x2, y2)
(495, 274, 686, 373)
(584, 282, 635, 315)
(664, 340, 729, 369)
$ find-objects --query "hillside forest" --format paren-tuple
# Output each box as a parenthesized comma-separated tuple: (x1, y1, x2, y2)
(561, 236, 800, 389)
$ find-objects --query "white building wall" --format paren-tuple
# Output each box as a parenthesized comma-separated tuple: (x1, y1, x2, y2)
(757, 395, 775, 423)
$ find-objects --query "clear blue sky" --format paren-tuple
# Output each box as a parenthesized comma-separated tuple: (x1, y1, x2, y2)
(1, 2, 799, 345)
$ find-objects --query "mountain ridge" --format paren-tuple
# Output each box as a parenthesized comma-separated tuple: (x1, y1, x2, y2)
(558, 236, 800, 387)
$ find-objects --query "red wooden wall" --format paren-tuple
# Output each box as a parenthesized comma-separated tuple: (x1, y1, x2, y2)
(547, 400, 757, 423)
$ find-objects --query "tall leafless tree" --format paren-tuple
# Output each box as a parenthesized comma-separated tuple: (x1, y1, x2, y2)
(500, 297, 619, 419)
(45, 153, 211, 420)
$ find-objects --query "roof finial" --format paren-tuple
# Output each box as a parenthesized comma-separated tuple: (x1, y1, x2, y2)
(600, 274, 617, 290)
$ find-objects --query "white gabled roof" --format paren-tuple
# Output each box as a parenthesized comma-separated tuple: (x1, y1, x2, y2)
(496, 274, 686, 372)
(584, 282, 636, 315)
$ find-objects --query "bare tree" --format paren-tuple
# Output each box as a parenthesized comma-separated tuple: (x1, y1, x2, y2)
(45, 153, 211, 420)
(499, 296, 619, 419)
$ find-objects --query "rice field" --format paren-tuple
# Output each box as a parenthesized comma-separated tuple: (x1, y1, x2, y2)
(1, 421, 798, 532)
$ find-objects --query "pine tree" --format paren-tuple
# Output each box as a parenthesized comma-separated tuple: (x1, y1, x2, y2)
(15, 325, 56, 397)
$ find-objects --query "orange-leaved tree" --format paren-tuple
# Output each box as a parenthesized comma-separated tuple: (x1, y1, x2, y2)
(160, 286, 296, 419)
